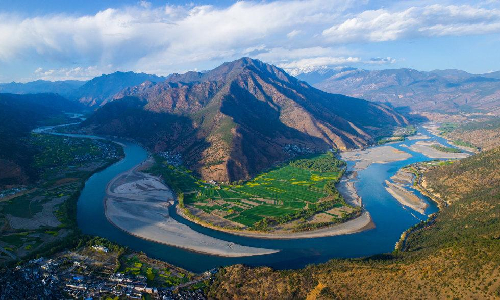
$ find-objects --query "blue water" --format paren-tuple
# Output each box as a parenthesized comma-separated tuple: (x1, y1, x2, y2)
(73, 127, 450, 273)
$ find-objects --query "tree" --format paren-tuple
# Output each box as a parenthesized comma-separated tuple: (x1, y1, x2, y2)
(178, 193, 185, 208)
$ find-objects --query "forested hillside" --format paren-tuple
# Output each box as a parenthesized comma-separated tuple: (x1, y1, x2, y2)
(207, 146, 500, 299)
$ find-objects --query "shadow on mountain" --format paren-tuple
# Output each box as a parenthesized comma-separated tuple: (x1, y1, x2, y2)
(81, 97, 210, 175)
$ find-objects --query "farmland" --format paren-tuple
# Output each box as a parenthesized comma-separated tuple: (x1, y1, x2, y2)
(0, 134, 123, 265)
(149, 153, 359, 231)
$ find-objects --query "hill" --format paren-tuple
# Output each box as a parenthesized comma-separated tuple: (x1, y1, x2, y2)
(0, 93, 82, 188)
(438, 117, 500, 151)
(74, 71, 166, 107)
(310, 68, 500, 117)
(82, 58, 408, 182)
(207, 146, 500, 299)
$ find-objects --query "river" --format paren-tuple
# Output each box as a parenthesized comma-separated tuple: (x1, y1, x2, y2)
(39, 125, 459, 273)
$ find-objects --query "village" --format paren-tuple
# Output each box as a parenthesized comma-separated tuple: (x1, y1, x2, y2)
(0, 242, 214, 299)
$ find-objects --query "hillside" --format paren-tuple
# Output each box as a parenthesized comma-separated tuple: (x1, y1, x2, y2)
(207, 147, 500, 299)
(0, 93, 82, 188)
(74, 71, 166, 107)
(83, 58, 408, 182)
(310, 68, 500, 117)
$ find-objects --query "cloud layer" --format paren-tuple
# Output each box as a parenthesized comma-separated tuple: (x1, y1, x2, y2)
(0, 1, 499, 81)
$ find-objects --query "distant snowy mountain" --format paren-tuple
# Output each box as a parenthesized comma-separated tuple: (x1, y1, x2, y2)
(289, 66, 357, 85)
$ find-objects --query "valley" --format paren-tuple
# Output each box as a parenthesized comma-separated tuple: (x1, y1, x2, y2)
(53, 121, 444, 273)
(1, 58, 499, 299)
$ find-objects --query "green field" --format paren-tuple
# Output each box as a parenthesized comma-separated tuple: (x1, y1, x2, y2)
(149, 153, 347, 229)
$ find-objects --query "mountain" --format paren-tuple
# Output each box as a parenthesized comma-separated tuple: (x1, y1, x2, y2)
(83, 58, 408, 182)
(0, 93, 82, 188)
(311, 68, 500, 116)
(74, 71, 166, 107)
(0, 80, 85, 98)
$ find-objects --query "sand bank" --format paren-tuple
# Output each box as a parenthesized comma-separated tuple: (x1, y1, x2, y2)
(104, 159, 278, 257)
(406, 141, 469, 159)
(341, 145, 412, 170)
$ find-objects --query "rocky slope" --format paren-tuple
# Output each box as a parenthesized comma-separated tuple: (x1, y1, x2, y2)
(311, 68, 500, 116)
(83, 58, 408, 182)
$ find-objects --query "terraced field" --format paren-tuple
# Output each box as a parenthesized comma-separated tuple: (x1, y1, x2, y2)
(149, 153, 347, 228)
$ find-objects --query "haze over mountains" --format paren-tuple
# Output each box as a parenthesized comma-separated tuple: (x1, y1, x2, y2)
(296, 68, 500, 116)
(82, 58, 407, 182)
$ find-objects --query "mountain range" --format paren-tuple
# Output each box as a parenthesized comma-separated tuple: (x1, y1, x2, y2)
(0, 72, 165, 107)
(82, 58, 407, 182)
(297, 68, 500, 116)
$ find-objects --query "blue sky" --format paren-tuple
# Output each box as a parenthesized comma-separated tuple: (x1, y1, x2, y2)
(1, 0, 500, 82)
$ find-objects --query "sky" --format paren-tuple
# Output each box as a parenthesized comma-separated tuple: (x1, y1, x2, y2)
(1, 0, 500, 82)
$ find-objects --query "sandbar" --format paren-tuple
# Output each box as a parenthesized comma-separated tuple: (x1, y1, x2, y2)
(341, 146, 412, 170)
(406, 141, 470, 159)
(385, 180, 428, 214)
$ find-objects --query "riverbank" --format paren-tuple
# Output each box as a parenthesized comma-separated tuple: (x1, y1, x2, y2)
(104, 159, 278, 257)
(176, 206, 374, 240)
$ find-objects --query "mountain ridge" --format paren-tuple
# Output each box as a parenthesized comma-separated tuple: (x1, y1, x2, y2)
(300, 67, 500, 116)
(83, 58, 408, 182)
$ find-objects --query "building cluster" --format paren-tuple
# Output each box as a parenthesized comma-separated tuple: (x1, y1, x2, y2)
(71, 139, 121, 162)
(0, 187, 27, 199)
(283, 144, 312, 156)
(0, 255, 213, 299)
(158, 151, 183, 166)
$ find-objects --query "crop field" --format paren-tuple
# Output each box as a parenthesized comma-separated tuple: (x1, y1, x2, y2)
(150, 153, 347, 228)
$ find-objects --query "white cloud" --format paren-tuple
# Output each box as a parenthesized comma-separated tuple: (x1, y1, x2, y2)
(322, 4, 500, 43)
(0, 1, 500, 81)
(33, 65, 113, 81)
(287, 29, 302, 38)
(0, 0, 352, 78)
(366, 57, 396, 64)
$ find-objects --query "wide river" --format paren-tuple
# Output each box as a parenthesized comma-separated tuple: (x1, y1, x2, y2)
(69, 126, 456, 273)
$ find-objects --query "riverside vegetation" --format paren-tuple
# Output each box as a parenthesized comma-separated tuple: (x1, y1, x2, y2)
(148, 152, 362, 232)
(207, 146, 500, 299)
